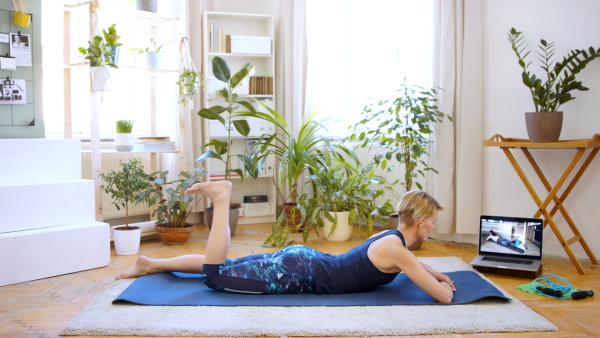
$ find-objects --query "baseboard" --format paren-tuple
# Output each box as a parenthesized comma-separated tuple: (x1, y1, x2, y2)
(472, 264, 543, 279)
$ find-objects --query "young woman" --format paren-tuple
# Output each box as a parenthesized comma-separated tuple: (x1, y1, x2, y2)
(117, 181, 456, 303)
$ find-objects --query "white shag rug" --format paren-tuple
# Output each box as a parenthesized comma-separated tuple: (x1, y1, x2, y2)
(59, 256, 557, 337)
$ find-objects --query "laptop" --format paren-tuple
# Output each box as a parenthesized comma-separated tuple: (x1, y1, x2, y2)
(470, 215, 544, 278)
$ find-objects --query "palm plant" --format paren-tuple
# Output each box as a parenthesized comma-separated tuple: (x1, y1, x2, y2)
(239, 102, 360, 246)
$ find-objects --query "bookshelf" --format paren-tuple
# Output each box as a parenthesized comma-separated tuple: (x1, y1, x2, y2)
(201, 11, 276, 225)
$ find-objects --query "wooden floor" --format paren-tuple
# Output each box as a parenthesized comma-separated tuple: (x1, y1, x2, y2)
(1, 222, 598, 338)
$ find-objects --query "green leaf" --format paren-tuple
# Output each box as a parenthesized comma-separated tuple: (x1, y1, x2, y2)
(230, 64, 256, 89)
(232, 119, 251, 136)
(212, 56, 230, 83)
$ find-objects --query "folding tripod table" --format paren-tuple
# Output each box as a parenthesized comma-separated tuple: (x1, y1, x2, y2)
(483, 134, 600, 274)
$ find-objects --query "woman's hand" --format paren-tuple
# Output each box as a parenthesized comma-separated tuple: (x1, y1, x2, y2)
(436, 273, 456, 291)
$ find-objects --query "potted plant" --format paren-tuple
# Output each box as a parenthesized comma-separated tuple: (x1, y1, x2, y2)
(304, 159, 393, 242)
(98, 158, 150, 255)
(115, 120, 134, 151)
(239, 103, 359, 246)
(79, 34, 117, 91)
(102, 24, 122, 65)
(131, 38, 170, 69)
(507, 28, 600, 142)
(350, 79, 451, 193)
(177, 67, 205, 106)
(195, 56, 256, 236)
(137, 168, 206, 244)
(349, 79, 451, 249)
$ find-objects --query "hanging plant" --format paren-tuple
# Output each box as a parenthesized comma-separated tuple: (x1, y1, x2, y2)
(177, 67, 205, 106)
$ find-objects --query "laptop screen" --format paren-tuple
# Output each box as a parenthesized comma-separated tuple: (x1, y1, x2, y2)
(478, 215, 544, 260)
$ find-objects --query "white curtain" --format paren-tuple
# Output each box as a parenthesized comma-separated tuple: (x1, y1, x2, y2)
(277, 0, 308, 133)
(429, 0, 483, 235)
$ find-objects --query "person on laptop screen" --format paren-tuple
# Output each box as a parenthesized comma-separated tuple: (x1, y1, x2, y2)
(116, 182, 457, 303)
(486, 230, 526, 252)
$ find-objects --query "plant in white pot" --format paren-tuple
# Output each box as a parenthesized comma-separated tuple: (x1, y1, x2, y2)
(115, 120, 134, 151)
(99, 158, 149, 255)
(304, 158, 393, 242)
(131, 38, 170, 69)
(237, 104, 359, 246)
(507, 27, 600, 142)
(79, 34, 117, 92)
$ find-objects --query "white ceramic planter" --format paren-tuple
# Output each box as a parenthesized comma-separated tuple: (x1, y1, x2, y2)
(145, 52, 163, 69)
(115, 133, 134, 151)
(90, 66, 112, 92)
(112, 226, 141, 255)
(322, 211, 353, 242)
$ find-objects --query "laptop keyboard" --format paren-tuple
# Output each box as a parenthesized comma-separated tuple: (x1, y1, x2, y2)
(482, 256, 534, 265)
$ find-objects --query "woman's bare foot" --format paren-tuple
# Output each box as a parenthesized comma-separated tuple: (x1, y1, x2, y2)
(185, 181, 232, 203)
(116, 255, 155, 280)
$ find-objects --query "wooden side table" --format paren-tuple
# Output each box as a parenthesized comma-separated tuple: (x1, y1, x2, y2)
(483, 134, 600, 274)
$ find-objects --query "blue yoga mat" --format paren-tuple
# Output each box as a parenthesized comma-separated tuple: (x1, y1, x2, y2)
(113, 270, 510, 306)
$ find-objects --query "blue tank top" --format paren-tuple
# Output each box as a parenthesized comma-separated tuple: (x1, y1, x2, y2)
(314, 229, 406, 294)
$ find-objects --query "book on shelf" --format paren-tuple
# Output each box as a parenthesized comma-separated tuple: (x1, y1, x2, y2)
(248, 76, 273, 95)
(134, 136, 176, 151)
(209, 24, 230, 53)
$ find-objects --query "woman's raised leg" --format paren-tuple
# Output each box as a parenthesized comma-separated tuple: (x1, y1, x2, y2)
(115, 181, 233, 280)
(185, 180, 232, 265)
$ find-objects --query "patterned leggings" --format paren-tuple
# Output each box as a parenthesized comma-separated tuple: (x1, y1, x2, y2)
(203, 245, 318, 294)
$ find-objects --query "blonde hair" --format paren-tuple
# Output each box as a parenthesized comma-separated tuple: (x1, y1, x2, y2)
(396, 190, 443, 227)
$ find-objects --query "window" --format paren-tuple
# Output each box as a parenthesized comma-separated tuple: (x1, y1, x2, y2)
(305, 0, 433, 136)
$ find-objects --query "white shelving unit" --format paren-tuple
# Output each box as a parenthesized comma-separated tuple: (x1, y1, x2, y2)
(63, 2, 190, 221)
(201, 11, 276, 225)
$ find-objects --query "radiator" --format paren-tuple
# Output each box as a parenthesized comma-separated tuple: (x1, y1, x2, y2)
(354, 144, 405, 207)
(82, 152, 152, 219)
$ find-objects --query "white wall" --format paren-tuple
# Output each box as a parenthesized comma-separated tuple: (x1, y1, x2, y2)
(480, 0, 600, 261)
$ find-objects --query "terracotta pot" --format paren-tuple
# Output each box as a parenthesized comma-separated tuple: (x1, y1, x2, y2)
(155, 223, 195, 244)
(282, 203, 303, 231)
(525, 111, 563, 143)
(205, 205, 239, 237)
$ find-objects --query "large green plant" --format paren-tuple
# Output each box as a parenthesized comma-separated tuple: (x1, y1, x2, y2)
(99, 158, 149, 229)
(137, 169, 206, 227)
(304, 159, 394, 239)
(349, 80, 451, 191)
(507, 27, 600, 112)
(239, 102, 360, 246)
(196, 56, 256, 181)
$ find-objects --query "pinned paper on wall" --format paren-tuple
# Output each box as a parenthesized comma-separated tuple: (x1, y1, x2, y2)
(9, 33, 32, 67)
(0, 78, 27, 104)
(0, 56, 17, 71)
(0, 33, 9, 43)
